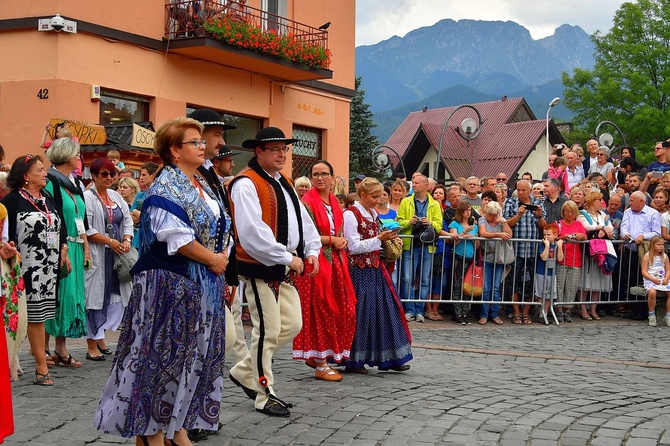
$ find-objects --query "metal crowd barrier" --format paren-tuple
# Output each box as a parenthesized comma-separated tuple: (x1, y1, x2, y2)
(393, 235, 652, 322)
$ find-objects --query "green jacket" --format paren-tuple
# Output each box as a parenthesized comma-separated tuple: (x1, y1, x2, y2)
(397, 193, 443, 253)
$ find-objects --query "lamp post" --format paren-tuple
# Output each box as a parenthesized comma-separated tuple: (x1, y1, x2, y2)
(545, 97, 561, 163)
(594, 120, 627, 151)
(371, 145, 406, 180)
(437, 104, 483, 180)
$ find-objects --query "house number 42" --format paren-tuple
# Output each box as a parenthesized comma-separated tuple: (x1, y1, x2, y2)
(37, 89, 49, 99)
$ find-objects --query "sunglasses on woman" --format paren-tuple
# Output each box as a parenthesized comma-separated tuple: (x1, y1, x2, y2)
(98, 171, 117, 178)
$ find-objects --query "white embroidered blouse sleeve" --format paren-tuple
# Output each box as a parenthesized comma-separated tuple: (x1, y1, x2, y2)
(343, 209, 382, 255)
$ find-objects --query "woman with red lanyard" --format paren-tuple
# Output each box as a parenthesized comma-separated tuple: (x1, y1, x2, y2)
(2, 155, 68, 386)
(83, 159, 133, 362)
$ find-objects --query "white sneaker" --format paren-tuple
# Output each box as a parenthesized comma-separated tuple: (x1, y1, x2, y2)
(415, 314, 425, 323)
(649, 315, 657, 327)
(664, 316, 670, 327)
(405, 313, 415, 322)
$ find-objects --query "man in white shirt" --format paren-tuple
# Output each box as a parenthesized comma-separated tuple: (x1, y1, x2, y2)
(565, 151, 585, 189)
(229, 127, 321, 417)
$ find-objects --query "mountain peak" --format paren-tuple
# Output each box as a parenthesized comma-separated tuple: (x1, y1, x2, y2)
(355, 19, 595, 141)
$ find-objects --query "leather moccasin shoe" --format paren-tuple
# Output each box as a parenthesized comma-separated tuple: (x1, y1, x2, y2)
(315, 367, 342, 382)
(229, 374, 256, 400)
(256, 399, 290, 417)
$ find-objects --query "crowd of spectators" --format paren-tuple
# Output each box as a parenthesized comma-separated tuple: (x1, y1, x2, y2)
(327, 139, 670, 328)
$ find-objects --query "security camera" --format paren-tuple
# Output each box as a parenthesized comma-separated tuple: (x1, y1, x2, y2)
(50, 14, 66, 32)
(38, 14, 76, 33)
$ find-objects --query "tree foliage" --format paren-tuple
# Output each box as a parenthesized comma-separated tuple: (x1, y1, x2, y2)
(349, 76, 379, 183)
(562, 0, 670, 162)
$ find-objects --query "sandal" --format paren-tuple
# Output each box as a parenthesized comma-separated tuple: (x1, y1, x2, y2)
(523, 315, 532, 325)
(591, 314, 601, 321)
(34, 371, 54, 386)
(45, 350, 56, 367)
(492, 317, 504, 325)
(512, 314, 522, 325)
(478, 318, 487, 325)
(53, 351, 82, 368)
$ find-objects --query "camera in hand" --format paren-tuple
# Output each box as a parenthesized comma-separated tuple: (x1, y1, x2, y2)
(468, 216, 475, 226)
(523, 204, 539, 212)
(662, 141, 670, 148)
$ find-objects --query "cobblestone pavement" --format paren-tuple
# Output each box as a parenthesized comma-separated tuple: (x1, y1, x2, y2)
(5, 316, 670, 446)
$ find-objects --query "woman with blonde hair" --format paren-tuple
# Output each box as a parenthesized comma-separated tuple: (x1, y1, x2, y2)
(388, 180, 406, 212)
(576, 191, 614, 320)
(294, 176, 311, 199)
(343, 178, 411, 374)
(117, 177, 140, 208)
(569, 186, 585, 209)
(478, 201, 512, 325)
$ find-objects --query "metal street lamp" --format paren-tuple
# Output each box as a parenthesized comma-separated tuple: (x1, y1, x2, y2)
(437, 104, 483, 178)
(545, 97, 561, 162)
(371, 145, 406, 180)
(594, 120, 627, 151)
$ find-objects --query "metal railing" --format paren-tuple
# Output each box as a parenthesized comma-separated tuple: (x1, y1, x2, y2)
(164, 0, 328, 50)
(392, 235, 653, 324)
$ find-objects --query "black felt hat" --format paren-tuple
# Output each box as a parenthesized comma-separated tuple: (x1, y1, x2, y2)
(213, 145, 241, 158)
(242, 127, 298, 148)
(189, 109, 237, 130)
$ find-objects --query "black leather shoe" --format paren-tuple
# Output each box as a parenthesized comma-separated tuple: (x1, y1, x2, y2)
(97, 344, 113, 355)
(187, 429, 209, 442)
(256, 399, 290, 417)
(85, 353, 106, 361)
(229, 374, 256, 400)
(378, 364, 410, 372)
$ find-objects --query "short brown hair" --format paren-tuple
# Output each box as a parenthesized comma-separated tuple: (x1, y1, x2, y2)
(154, 117, 204, 165)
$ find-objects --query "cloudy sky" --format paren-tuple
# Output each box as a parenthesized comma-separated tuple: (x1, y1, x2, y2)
(356, 0, 626, 47)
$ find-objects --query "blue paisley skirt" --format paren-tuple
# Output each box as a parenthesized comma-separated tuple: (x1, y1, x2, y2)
(94, 269, 225, 438)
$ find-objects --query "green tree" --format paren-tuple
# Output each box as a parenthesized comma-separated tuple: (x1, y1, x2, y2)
(349, 76, 379, 185)
(562, 0, 670, 163)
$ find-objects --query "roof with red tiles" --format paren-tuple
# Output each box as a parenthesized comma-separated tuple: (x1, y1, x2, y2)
(383, 97, 563, 180)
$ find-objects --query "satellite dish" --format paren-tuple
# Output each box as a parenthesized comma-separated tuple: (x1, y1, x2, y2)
(599, 132, 614, 147)
(460, 118, 477, 135)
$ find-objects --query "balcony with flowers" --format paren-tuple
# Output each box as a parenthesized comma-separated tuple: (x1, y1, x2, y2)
(164, 0, 332, 82)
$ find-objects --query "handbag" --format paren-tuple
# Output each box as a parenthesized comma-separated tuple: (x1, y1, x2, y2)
(377, 217, 403, 262)
(380, 238, 403, 262)
(93, 191, 136, 282)
(419, 225, 437, 244)
(493, 240, 515, 265)
(114, 247, 139, 282)
(463, 258, 483, 297)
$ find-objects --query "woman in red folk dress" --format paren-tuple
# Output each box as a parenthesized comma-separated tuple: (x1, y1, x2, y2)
(0, 311, 13, 443)
(293, 160, 357, 382)
(0, 230, 15, 442)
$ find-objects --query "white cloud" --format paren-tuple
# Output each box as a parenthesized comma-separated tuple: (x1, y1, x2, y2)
(355, 0, 624, 46)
